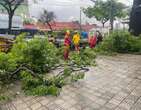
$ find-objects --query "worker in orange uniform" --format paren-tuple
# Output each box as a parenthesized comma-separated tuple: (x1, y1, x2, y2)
(88, 32, 97, 48)
(64, 30, 71, 60)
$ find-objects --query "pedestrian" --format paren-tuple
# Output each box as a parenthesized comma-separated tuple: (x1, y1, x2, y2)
(64, 30, 71, 60)
(88, 32, 97, 48)
(72, 31, 80, 53)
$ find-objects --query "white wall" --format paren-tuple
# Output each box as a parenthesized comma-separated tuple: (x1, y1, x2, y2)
(0, 14, 23, 29)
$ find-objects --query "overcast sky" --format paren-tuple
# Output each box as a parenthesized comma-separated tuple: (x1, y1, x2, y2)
(28, 0, 133, 23)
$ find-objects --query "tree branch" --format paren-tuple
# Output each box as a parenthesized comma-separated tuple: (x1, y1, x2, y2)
(10, 65, 43, 80)
(0, 2, 10, 13)
(13, 0, 24, 12)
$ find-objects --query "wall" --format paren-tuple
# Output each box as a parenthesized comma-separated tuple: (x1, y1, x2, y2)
(0, 14, 23, 29)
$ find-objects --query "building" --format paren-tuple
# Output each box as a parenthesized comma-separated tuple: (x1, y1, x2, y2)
(28, 22, 96, 32)
(0, 14, 23, 29)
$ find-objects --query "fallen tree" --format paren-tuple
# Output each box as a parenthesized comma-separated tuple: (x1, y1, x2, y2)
(0, 34, 96, 96)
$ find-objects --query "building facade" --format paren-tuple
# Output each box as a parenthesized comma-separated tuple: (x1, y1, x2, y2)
(0, 14, 23, 29)
(24, 21, 96, 32)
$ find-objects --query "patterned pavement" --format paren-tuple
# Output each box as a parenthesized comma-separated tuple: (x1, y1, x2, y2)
(0, 54, 141, 110)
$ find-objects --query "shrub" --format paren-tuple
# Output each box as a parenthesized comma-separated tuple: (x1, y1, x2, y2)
(70, 48, 96, 67)
(47, 85, 60, 96)
(0, 52, 17, 83)
(20, 71, 59, 96)
(0, 95, 10, 102)
(96, 31, 141, 54)
(71, 72, 85, 82)
(25, 85, 49, 96)
(44, 76, 65, 88)
(11, 34, 59, 73)
(20, 71, 43, 90)
(26, 85, 59, 96)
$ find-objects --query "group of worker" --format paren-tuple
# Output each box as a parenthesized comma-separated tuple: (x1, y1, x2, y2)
(64, 30, 103, 60)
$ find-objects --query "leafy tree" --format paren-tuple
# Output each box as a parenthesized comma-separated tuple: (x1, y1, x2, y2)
(39, 10, 56, 32)
(83, 0, 109, 28)
(108, 0, 127, 30)
(83, 0, 127, 30)
(0, 0, 24, 33)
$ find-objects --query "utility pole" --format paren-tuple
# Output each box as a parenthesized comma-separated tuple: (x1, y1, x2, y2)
(80, 7, 82, 32)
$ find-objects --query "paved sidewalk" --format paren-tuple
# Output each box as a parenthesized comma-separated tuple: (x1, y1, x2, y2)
(1, 54, 141, 110)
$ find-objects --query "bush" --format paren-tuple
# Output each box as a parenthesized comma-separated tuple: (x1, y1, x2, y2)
(47, 85, 60, 96)
(70, 48, 96, 67)
(71, 72, 85, 82)
(0, 52, 17, 83)
(25, 85, 49, 96)
(96, 31, 141, 54)
(20, 71, 43, 90)
(0, 95, 10, 102)
(11, 34, 59, 73)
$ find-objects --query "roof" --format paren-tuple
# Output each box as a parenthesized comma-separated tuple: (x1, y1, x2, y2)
(24, 22, 96, 32)
(23, 24, 37, 29)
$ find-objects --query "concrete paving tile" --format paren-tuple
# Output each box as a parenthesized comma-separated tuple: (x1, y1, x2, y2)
(30, 103, 42, 110)
(1, 54, 141, 110)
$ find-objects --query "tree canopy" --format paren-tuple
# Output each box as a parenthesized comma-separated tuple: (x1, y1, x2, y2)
(83, 0, 127, 29)
(39, 10, 56, 31)
(0, 0, 24, 33)
(83, 0, 109, 27)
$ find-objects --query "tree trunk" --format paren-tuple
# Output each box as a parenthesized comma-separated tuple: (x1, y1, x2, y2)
(8, 13, 14, 34)
(110, 0, 114, 31)
(47, 22, 53, 32)
(102, 22, 105, 28)
(129, 0, 141, 36)
(110, 19, 114, 31)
